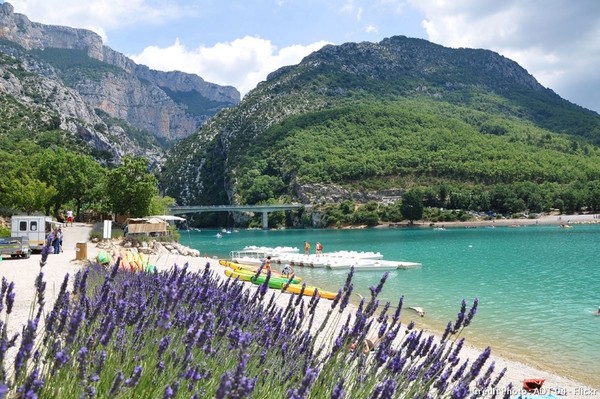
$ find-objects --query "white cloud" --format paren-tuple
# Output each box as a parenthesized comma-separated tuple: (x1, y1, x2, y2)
(129, 37, 331, 97)
(366, 25, 379, 34)
(340, 0, 363, 20)
(11, 0, 193, 43)
(409, 0, 600, 111)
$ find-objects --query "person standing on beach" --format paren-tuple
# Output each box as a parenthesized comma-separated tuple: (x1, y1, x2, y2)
(57, 228, 63, 252)
(304, 241, 310, 255)
(51, 228, 61, 254)
(66, 210, 74, 227)
(260, 256, 272, 273)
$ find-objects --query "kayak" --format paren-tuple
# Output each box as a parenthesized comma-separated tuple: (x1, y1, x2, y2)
(222, 263, 337, 300)
(220, 259, 302, 283)
(224, 268, 301, 287)
(224, 268, 254, 282)
(249, 272, 299, 289)
(284, 284, 339, 300)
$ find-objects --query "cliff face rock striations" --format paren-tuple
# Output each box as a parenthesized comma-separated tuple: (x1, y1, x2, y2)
(0, 2, 240, 152)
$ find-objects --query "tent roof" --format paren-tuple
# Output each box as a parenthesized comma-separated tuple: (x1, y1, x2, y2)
(149, 215, 186, 221)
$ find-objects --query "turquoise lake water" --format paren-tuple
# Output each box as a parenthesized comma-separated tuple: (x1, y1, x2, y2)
(179, 225, 600, 387)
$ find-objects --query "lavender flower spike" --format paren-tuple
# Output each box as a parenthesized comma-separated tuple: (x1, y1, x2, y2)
(6, 282, 15, 314)
(463, 297, 479, 328)
(287, 367, 318, 399)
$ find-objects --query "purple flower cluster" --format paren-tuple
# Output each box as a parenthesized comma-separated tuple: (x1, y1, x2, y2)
(0, 252, 510, 398)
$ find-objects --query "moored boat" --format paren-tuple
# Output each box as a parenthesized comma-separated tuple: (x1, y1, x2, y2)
(229, 246, 421, 272)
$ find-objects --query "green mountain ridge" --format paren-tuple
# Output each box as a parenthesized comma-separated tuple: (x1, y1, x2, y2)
(159, 35, 600, 221)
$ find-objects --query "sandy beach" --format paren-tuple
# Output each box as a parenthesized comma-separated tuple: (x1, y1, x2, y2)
(410, 213, 600, 229)
(1, 221, 598, 398)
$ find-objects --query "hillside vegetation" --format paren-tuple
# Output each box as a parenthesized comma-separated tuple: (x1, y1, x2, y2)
(160, 36, 600, 227)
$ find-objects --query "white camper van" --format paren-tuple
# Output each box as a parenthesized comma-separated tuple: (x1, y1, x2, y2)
(10, 215, 61, 251)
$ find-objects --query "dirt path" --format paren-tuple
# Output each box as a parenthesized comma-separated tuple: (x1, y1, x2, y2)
(0, 222, 98, 338)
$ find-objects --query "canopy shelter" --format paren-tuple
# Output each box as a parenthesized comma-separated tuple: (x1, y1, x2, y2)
(125, 217, 169, 236)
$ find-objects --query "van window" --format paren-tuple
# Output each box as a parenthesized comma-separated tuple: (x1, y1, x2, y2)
(19, 221, 27, 231)
(31, 221, 38, 231)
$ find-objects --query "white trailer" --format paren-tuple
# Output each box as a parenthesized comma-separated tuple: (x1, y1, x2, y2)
(10, 215, 61, 251)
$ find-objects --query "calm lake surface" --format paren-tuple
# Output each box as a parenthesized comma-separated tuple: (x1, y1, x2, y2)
(180, 224, 600, 387)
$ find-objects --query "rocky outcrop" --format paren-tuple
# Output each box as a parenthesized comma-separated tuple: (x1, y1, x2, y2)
(72, 73, 201, 142)
(0, 2, 240, 147)
(134, 64, 239, 105)
(0, 54, 157, 164)
(0, 3, 104, 59)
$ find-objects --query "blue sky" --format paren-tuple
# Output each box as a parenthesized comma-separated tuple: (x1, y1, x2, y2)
(4, 0, 600, 113)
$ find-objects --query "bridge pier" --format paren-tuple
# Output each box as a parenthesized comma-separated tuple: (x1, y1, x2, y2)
(262, 211, 269, 230)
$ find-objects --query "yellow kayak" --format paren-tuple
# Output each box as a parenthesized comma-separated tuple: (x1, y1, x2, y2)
(220, 260, 302, 282)
(224, 268, 254, 282)
(284, 284, 339, 300)
(220, 260, 336, 300)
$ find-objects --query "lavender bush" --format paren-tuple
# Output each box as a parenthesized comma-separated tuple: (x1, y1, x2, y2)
(0, 242, 512, 398)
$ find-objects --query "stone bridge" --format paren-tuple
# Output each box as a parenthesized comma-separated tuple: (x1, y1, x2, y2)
(168, 204, 309, 230)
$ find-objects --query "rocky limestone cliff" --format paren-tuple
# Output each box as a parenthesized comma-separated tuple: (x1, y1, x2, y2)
(0, 52, 160, 165)
(0, 3, 103, 59)
(133, 64, 238, 105)
(0, 2, 240, 144)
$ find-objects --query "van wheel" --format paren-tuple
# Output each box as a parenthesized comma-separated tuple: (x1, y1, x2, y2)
(24, 252, 31, 259)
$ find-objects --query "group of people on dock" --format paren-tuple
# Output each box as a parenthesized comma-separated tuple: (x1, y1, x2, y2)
(304, 241, 323, 255)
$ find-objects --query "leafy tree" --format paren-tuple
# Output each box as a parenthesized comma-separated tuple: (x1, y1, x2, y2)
(148, 195, 177, 216)
(106, 156, 158, 217)
(586, 181, 600, 212)
(3, 175, 56, 214)
(32, 149, 105, 218)
(401, 190, 424, 224)
(380, 202, 403, 223)
(354, 201, 380, 226)
(340, 200, 355, 214)
(68, 154, 107, 219)
(241, 174, 285, 205)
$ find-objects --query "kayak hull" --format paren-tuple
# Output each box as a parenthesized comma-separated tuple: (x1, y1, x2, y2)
(220, 259, 301, 283)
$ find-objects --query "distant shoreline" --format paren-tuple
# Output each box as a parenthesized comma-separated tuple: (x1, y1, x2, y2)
(378, 213, 600, 229)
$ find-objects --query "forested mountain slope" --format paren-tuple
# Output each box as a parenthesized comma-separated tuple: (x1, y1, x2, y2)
(160, 36, 600, 214)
